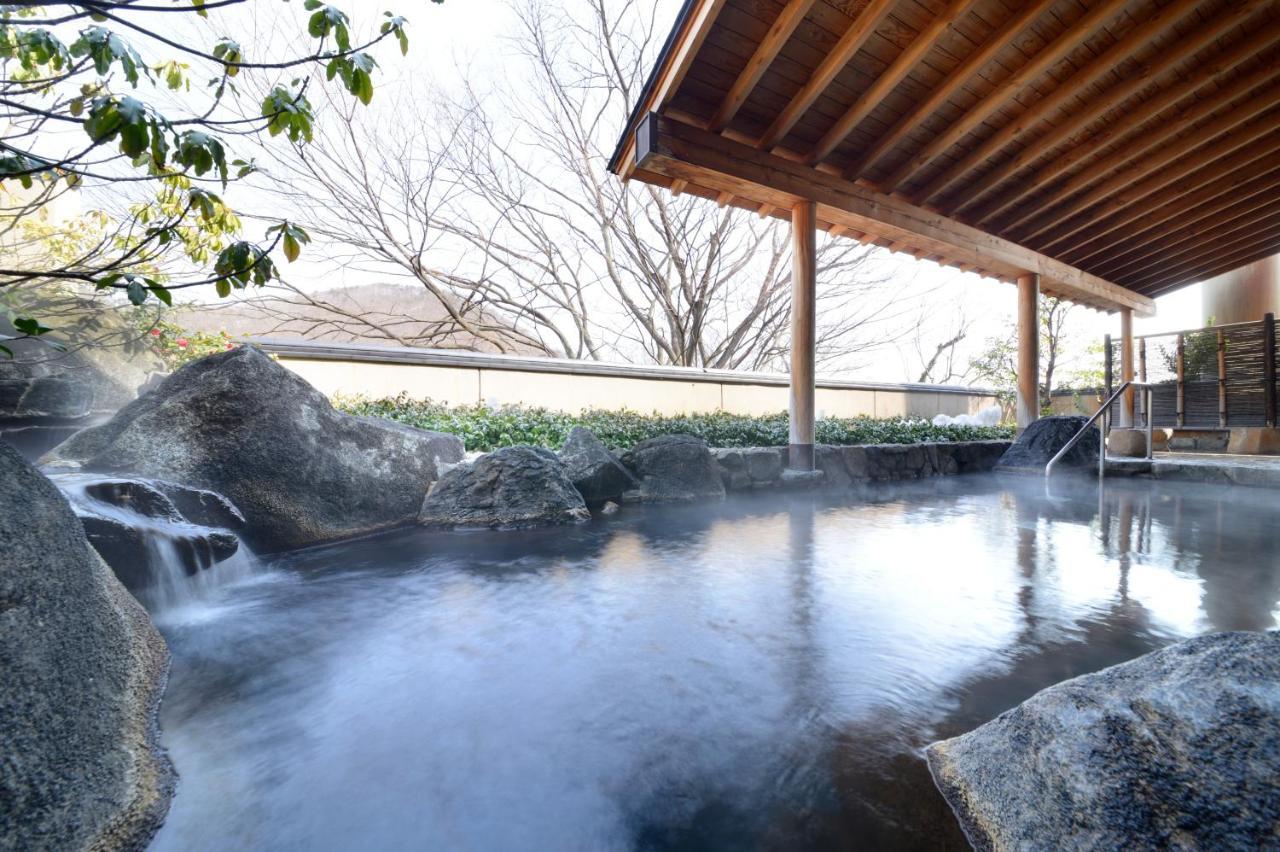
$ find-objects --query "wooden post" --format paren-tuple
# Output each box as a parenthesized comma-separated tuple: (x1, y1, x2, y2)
(1176, 333, 1185, 427)
(1217, 328, 1227, 428)
(1016, 273, 1040, 432)
(1264, 313, 1276, 428)
(789, 200, 816, 471)
(1120, 307, 1134, 427)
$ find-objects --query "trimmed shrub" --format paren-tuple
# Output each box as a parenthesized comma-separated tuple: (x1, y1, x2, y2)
(337, 393, 1013, 453)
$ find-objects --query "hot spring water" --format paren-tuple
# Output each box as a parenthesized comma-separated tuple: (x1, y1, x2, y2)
(135, 473, 1280, 851)
(50, 472, 259, 616)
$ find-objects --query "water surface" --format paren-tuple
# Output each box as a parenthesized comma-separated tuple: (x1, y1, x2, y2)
(149, 474, 1280, 851)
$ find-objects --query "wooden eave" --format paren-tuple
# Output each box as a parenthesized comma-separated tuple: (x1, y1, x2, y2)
(612, 0, 1280, 315)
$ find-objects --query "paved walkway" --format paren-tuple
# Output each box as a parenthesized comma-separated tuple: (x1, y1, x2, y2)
(1123, 452, 1280, 488)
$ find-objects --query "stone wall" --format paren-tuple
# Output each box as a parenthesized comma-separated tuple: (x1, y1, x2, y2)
(712, 440, 1010, 492)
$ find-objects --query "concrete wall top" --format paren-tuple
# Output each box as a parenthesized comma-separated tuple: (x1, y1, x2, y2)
(252, 338, 998, 398)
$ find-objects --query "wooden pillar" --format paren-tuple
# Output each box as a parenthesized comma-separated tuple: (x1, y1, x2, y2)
(1016, 273, 1039, 432)
(789, 200, 816, 470)
(1119, 307, 1134, 427)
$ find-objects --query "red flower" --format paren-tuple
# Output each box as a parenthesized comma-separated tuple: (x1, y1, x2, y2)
(225, 343, 233, 350)
(150, 328, 161, 337)
(176, 338, 189, 349)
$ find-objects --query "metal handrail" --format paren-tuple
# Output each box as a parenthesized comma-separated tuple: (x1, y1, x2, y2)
(1045, 380, 1153, 478)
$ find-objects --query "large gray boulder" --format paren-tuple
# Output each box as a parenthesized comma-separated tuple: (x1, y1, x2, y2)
(0, 442, 173, 851)
(621, 434, 726, 502)
(559, 427, 637, 507)
(43, 346, 464, 551)
(927, 631, 1280, 851)
(420, 446, 590, 529)
(997, 414, 1098, 472)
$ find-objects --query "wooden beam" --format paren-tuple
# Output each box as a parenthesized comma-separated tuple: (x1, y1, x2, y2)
(709, 0, 818, 133)
(1059, 156, 1280, 273)
(610, 0, 728, 179)
(914, 0, 1205, 206)
(805, 0, 978, 166)
(757, 0, 897, 152)
(1054, 126, 1280, 263)
(789, 200, 817, 471)
(880, 0, 1130, 193)
(1014, 81, 1280, 244)
(959, 7, 1279, 221)
(633, 113, 1154, 315)
(841, 0, 1058, 180)
(1017, 273, 1040, 431)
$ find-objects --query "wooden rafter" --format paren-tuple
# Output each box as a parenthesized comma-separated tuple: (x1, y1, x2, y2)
(1124, 216, 1280, 291)
(708, 0, 818, 132)
(840, 0, 1058, 180)
(1096, 195, 1280, 281)
(957, 7, 1279, 221)
(1062, 147, 1280, 268)
(914, 0, 1205, 206)
(1133, 232, 1280, 295)
(1031, 104, 1280, 252)
(879, 0, 1131, 193)
(804, 0, 978, 166)
(756, 0, 897, 151)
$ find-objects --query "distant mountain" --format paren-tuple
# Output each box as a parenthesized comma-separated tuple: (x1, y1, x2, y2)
(174, 282, 545, 355)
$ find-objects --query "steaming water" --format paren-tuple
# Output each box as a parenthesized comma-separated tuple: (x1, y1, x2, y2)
(50, 473, 258, 616)
(149, 474, 1280, 851)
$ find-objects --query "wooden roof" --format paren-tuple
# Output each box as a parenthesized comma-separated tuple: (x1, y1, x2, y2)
(610, 0, 1280, 316)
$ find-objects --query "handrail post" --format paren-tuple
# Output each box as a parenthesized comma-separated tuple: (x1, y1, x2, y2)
(1265, 313, 1276, 428)
(1175, 333, 1185, 428)
(1217, 329, 1227, 428)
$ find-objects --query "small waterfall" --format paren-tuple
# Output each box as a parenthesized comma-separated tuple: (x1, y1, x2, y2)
(49, 472, 259, 614)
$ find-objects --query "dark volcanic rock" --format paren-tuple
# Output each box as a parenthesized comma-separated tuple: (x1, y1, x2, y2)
(559, 427, 637, 507)
(997, 414, 1098, 471)
(43, 346, 464, 551)
(0, 442, 173, 851)
(0, 375, 95, 419)
(621, 434, 726, 502)
(927, 631, 1280, 851)
(420, 446, 590, 529)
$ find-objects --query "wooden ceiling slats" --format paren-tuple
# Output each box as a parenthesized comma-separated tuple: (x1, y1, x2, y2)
(1105, 202, 1280, 285)
(957, 5, 1275, 223)
(1063, 142, 1280, 267)
(613, 0, 1280, 306)
(1132, 230, 1280, 295)
(758, 0, 899, 150)
(1022, 94, 1280, 249)
(911, 0, 1203, 205)
(709, 0, 821, 132)
(875, 0, 1133, 192)
(1096, 195, 1280, 282)
(806, 0, 982, 164)
(840, 0, 1059, 179)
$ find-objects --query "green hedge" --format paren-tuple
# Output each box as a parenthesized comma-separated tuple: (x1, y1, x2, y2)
(338, 393, 1013, 453)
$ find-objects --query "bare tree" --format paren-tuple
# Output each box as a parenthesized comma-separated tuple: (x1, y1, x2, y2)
(264, 0, 918, 370)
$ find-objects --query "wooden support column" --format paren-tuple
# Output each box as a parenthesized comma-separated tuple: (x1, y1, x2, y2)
(1120, 307, 1135, 427)
(789, 201, 817, 470)
(1016, 273, 1040, 432)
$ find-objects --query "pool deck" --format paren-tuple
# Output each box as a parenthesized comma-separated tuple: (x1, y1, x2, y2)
(1107, 452, 1280, 488)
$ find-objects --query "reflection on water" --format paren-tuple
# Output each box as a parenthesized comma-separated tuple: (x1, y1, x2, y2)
(149, 474, 1280, 851)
